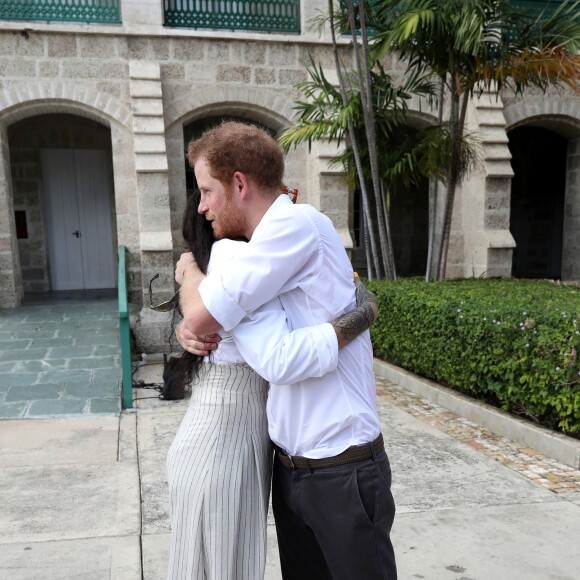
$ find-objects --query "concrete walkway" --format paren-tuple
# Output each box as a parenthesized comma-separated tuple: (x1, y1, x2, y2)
(0, 294, 121, 419)
(1, 358, 579, 580)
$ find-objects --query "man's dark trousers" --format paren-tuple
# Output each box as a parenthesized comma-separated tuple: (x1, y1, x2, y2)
(272, 446, 397, 580)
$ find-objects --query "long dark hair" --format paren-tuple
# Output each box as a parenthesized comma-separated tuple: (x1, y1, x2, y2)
(169, 190, 215, 392)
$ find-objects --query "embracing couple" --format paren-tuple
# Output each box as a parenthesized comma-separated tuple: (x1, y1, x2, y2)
(166, 122, 397, 580)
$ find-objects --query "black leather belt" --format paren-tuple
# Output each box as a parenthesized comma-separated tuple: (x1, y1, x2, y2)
(275, 434, 384, 470)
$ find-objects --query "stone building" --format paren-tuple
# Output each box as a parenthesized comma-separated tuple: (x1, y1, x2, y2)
(0, 0, 578, 352)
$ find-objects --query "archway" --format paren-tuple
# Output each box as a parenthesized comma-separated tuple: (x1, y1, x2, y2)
(352, 124, 429, 278)
(508, 126, 567, 279)
(8, 113, 117, 294)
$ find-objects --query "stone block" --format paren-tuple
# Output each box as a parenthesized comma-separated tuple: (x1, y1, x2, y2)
(279, 68, 307, 86)
(268, 44, 297, 66)
(139, 232, 173, 252)
(119, 37, 151, 60)
(134, 135, 166, 154)
(207, 41, 231, 63)
(171, 38, 205, 61)
(0, 33, 15, 56)
(139, 208, 171, 233)
(133, 116, 165, 134)
(216, 65, 251, 84)
(135, 154, 169, 173)
(132, 98, 164, 116)
(0, 401, 27, 419)
(15, 34, 45, 57)
(62, 61, 128, 79)
(79, 36, 117, 59)
(184, 62, 215, 82)
(0, 59, 36, 78)
(255, 67, 277, 85)
(150, 38, 170, 61)
(130, 79, 162, 98)
(244, 42, 267, 65)
(5, 384, 62, 402)
(38, 60, 60, 78)
(37, 369, 92, 384)
(140, 250, 174, 273)
(27, 398, 88, 416)
(159, 63, 185, 80)
(47, 35, 78, 58)
(0, 236, 11, 252)
(90, 398, 121, 414)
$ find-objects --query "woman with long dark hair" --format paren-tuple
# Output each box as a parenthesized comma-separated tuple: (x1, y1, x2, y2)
(166, 190, 377, 580)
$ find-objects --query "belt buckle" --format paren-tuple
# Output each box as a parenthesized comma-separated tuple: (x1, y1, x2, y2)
(287, 453, 295, 469)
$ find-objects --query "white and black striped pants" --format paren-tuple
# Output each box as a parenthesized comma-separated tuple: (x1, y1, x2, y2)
(166, 363, 272, 580)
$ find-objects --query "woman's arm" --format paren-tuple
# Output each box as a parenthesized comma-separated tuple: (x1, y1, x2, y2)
(176, 280, 379, 384)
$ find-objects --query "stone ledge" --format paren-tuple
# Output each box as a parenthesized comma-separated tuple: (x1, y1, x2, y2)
(139, 231, 172, 251)
(373, 358, 580, 469)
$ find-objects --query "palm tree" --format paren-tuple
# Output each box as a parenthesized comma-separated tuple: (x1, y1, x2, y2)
(369, 0, 580, 280)
(279, 55, 443, 278)
(281, 0, 442, 279)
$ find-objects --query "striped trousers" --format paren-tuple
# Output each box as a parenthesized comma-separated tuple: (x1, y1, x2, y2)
(166, 363, 272, 580)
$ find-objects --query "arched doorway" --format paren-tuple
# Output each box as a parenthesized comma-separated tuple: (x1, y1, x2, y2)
(508, 126, 567, 279)
(8, 113, 117, 293)
(352, 125, 429, 278)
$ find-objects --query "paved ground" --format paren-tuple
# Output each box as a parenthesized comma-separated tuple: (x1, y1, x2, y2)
(1, 298, 580, 579)
(1, 357, 580, 579)
(0, 294, 121, 419)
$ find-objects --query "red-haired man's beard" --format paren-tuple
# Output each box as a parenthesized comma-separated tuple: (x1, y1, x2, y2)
(206, 186, 248, 240)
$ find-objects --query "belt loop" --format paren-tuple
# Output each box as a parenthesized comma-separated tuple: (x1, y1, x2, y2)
(306, 459, 313, 476)
(370, 440, 377, 462)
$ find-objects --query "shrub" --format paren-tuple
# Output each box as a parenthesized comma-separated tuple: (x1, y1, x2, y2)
(366, 278, 580, 435)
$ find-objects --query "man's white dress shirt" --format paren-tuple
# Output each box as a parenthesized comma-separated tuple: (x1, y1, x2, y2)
(199, 195, 381, 458)
(205, 238, 340, 385)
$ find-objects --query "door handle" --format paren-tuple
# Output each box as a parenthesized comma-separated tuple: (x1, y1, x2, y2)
(72, 230, 80, 238)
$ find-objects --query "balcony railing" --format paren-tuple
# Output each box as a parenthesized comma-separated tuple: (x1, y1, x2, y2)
(163, 0, 300, 33)
(0, 0, 121, 24)
(512, 0, 567, 15)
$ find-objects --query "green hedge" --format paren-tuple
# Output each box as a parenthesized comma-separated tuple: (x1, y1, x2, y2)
(366, 278, 580, 435)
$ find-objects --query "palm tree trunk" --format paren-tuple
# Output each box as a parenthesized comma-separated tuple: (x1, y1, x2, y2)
(425, 74, 446, 282)
(328, 0, 382, 278)
(436, 81, 469, 281)
(363, 212, 374, 279)
(348, 0, 396, 280)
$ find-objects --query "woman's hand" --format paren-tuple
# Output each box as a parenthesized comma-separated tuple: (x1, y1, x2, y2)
(176, 320, 221, 356)
(175, 252, 200, 285)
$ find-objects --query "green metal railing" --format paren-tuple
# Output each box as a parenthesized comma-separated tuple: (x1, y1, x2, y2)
(164, 0, 300, 33)
(118, 245, 133, 410)
(0, 0, 121, 24)
(512, 0, 567, 15)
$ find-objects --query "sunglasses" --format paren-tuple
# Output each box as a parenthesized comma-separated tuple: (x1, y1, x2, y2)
(149, 274, 180, 312)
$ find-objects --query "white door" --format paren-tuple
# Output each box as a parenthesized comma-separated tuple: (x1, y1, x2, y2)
(42, 149, 116, 291)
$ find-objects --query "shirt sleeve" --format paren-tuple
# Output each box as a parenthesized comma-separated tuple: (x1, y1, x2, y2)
(199, 200, 320, 331)
(229, 299, 339, 384)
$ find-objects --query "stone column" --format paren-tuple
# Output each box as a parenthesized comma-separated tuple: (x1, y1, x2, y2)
(129, 61, 175, 353)
(0, 125, 22, 307)
(562, 137, 580, 280)
(306, 140, 354, 254)
(458, 90, 515, 278)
